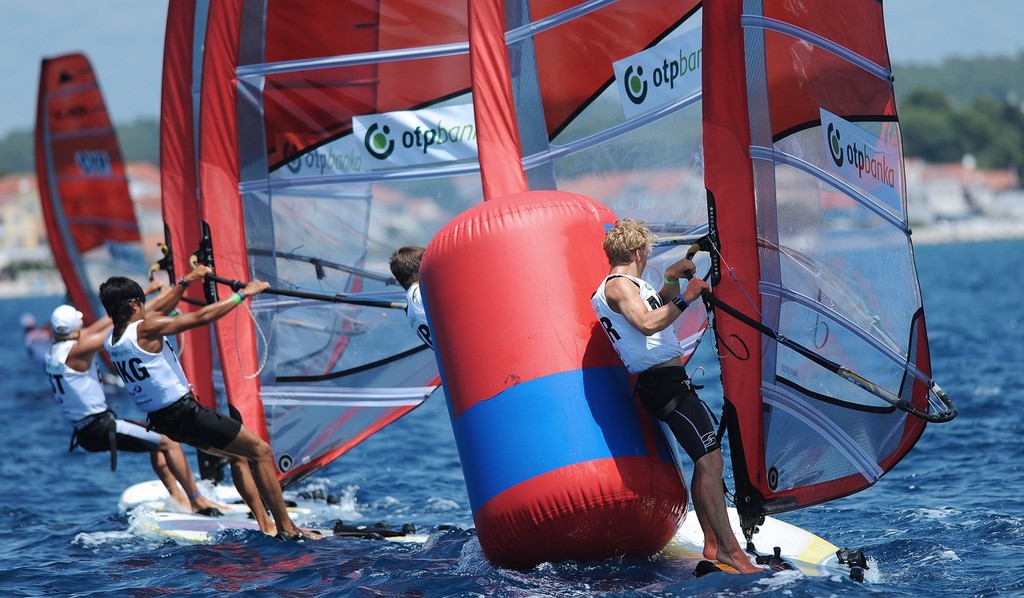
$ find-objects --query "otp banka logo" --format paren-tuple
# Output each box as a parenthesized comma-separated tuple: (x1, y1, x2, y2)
(353, 104, 479, 170)
(613, 27, 703, 119)
(827, 122, 844, 167)
(820, 108, 901, 208)
(364, 122, 395, 160)
(624, 65, 649, 105)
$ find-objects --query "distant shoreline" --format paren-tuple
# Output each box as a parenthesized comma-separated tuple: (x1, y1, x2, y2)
(911, 219, 1024, 245)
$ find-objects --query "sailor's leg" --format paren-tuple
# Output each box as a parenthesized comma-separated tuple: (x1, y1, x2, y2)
(221, 426, 322, 539)
(693, 451, 760, 573)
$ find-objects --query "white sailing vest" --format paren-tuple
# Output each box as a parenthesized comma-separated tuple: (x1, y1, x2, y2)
(45, 340, 107, 422)
(591, 274, 686, 373)
(405, 283, 433, 348)
(105, 321, 190, 413)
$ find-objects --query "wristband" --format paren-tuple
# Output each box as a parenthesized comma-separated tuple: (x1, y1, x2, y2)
(231, 292, 244, 304)
(671, 295, 689, 311)
(177, 277, 190, 288)
(664, 276, 679, 285)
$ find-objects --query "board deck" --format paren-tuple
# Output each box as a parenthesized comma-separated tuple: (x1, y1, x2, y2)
(131, 511, 431, 544)
(668, 508, 862, 578)
(120, 479, 428, 544)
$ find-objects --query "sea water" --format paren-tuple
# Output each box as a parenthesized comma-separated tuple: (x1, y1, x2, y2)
(0, 239, 1021, 597)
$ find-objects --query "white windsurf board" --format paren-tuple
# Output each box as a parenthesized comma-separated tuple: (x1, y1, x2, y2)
(668, 507, 869, 579)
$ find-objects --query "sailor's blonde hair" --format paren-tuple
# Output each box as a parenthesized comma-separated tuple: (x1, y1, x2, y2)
(602, 219, 655, 266)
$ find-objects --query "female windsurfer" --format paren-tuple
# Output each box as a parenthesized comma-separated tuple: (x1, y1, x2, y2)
(592, 219, 761, 574)
(99, 264, 321, 541)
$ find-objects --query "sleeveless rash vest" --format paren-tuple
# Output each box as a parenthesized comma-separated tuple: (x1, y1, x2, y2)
(592, 274, 687, 374)
(45, 340, 107, 422)
(406, 283, 433, 348)
(105, 321, 190, 413)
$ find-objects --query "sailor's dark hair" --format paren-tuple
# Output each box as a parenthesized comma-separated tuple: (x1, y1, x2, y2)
(388, 246, 425, 290)
(99, 276, 146, 327)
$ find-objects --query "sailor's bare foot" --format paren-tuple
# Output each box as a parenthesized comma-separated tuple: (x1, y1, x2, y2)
(715, 548, 763, 574)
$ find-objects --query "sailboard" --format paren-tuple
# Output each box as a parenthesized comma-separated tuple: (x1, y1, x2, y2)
(133, 512, 430, 544)
(696, 0, 958, 575)
(34, 52, 152, 327)
(149, 0, 957, 576)
(668, 507, 865, 579)
(156, 0, 449, 492)
(120, 479, 429, 544)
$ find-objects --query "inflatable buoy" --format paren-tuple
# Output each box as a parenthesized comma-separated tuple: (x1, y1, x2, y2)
(421, 190, 687, 569)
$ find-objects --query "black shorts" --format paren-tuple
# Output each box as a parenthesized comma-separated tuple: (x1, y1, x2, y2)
(147, 395, 241, 452)
(73, 412, 162, 453)
(636, 366, 720, 463)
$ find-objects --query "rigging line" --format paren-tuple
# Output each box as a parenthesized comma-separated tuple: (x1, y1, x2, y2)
(233, 298, 268, 380)
(205, 273, 407, 310)
(686, 242, 955, 422)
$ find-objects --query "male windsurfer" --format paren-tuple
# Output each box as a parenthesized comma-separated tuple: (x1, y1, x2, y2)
(99, 264, 321, 541)
(388, 245, 433, 348)
(23, 312, 52, 368)
(591, 219, 761, 574)
(45, 285, 224, 516)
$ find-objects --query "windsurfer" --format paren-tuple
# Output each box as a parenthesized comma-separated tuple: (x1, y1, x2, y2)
(99, 264, 322, 541)
(45, 283, 225, 516)
(22, 313, 52, 368)
(389, 246, 433, 348)
(591, 219, 761, 574)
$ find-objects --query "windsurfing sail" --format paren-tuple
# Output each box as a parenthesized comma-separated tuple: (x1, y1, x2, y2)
(34, 52, 150, 325)
(192, 0, 464, 487)
(702, 0, 956, 536)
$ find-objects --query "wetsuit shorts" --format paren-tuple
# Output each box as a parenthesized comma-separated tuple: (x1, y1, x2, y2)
(73, 411, 162, 453)
(635, 366, 720, 462)
(147, 394, 241, 452)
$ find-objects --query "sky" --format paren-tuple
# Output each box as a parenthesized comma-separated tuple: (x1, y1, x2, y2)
(2, 0, 1024, 139)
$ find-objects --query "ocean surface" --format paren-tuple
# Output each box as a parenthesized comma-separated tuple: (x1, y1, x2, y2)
(1, 239, 1021, 597)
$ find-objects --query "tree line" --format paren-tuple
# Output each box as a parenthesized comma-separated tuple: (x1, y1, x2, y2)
(2, 54, 1023, 176)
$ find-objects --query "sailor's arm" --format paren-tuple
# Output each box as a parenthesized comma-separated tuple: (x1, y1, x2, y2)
(145, 264, 210, 316)
(606, 277, 679, 336)
(139, 277, 270, 340)
(658, 258, 697, 305)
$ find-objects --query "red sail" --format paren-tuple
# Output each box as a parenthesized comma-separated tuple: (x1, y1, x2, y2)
(35, 53, 147, 324)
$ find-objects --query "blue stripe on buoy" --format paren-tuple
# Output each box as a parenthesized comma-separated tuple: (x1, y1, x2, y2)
(451, 366, 673, 512)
